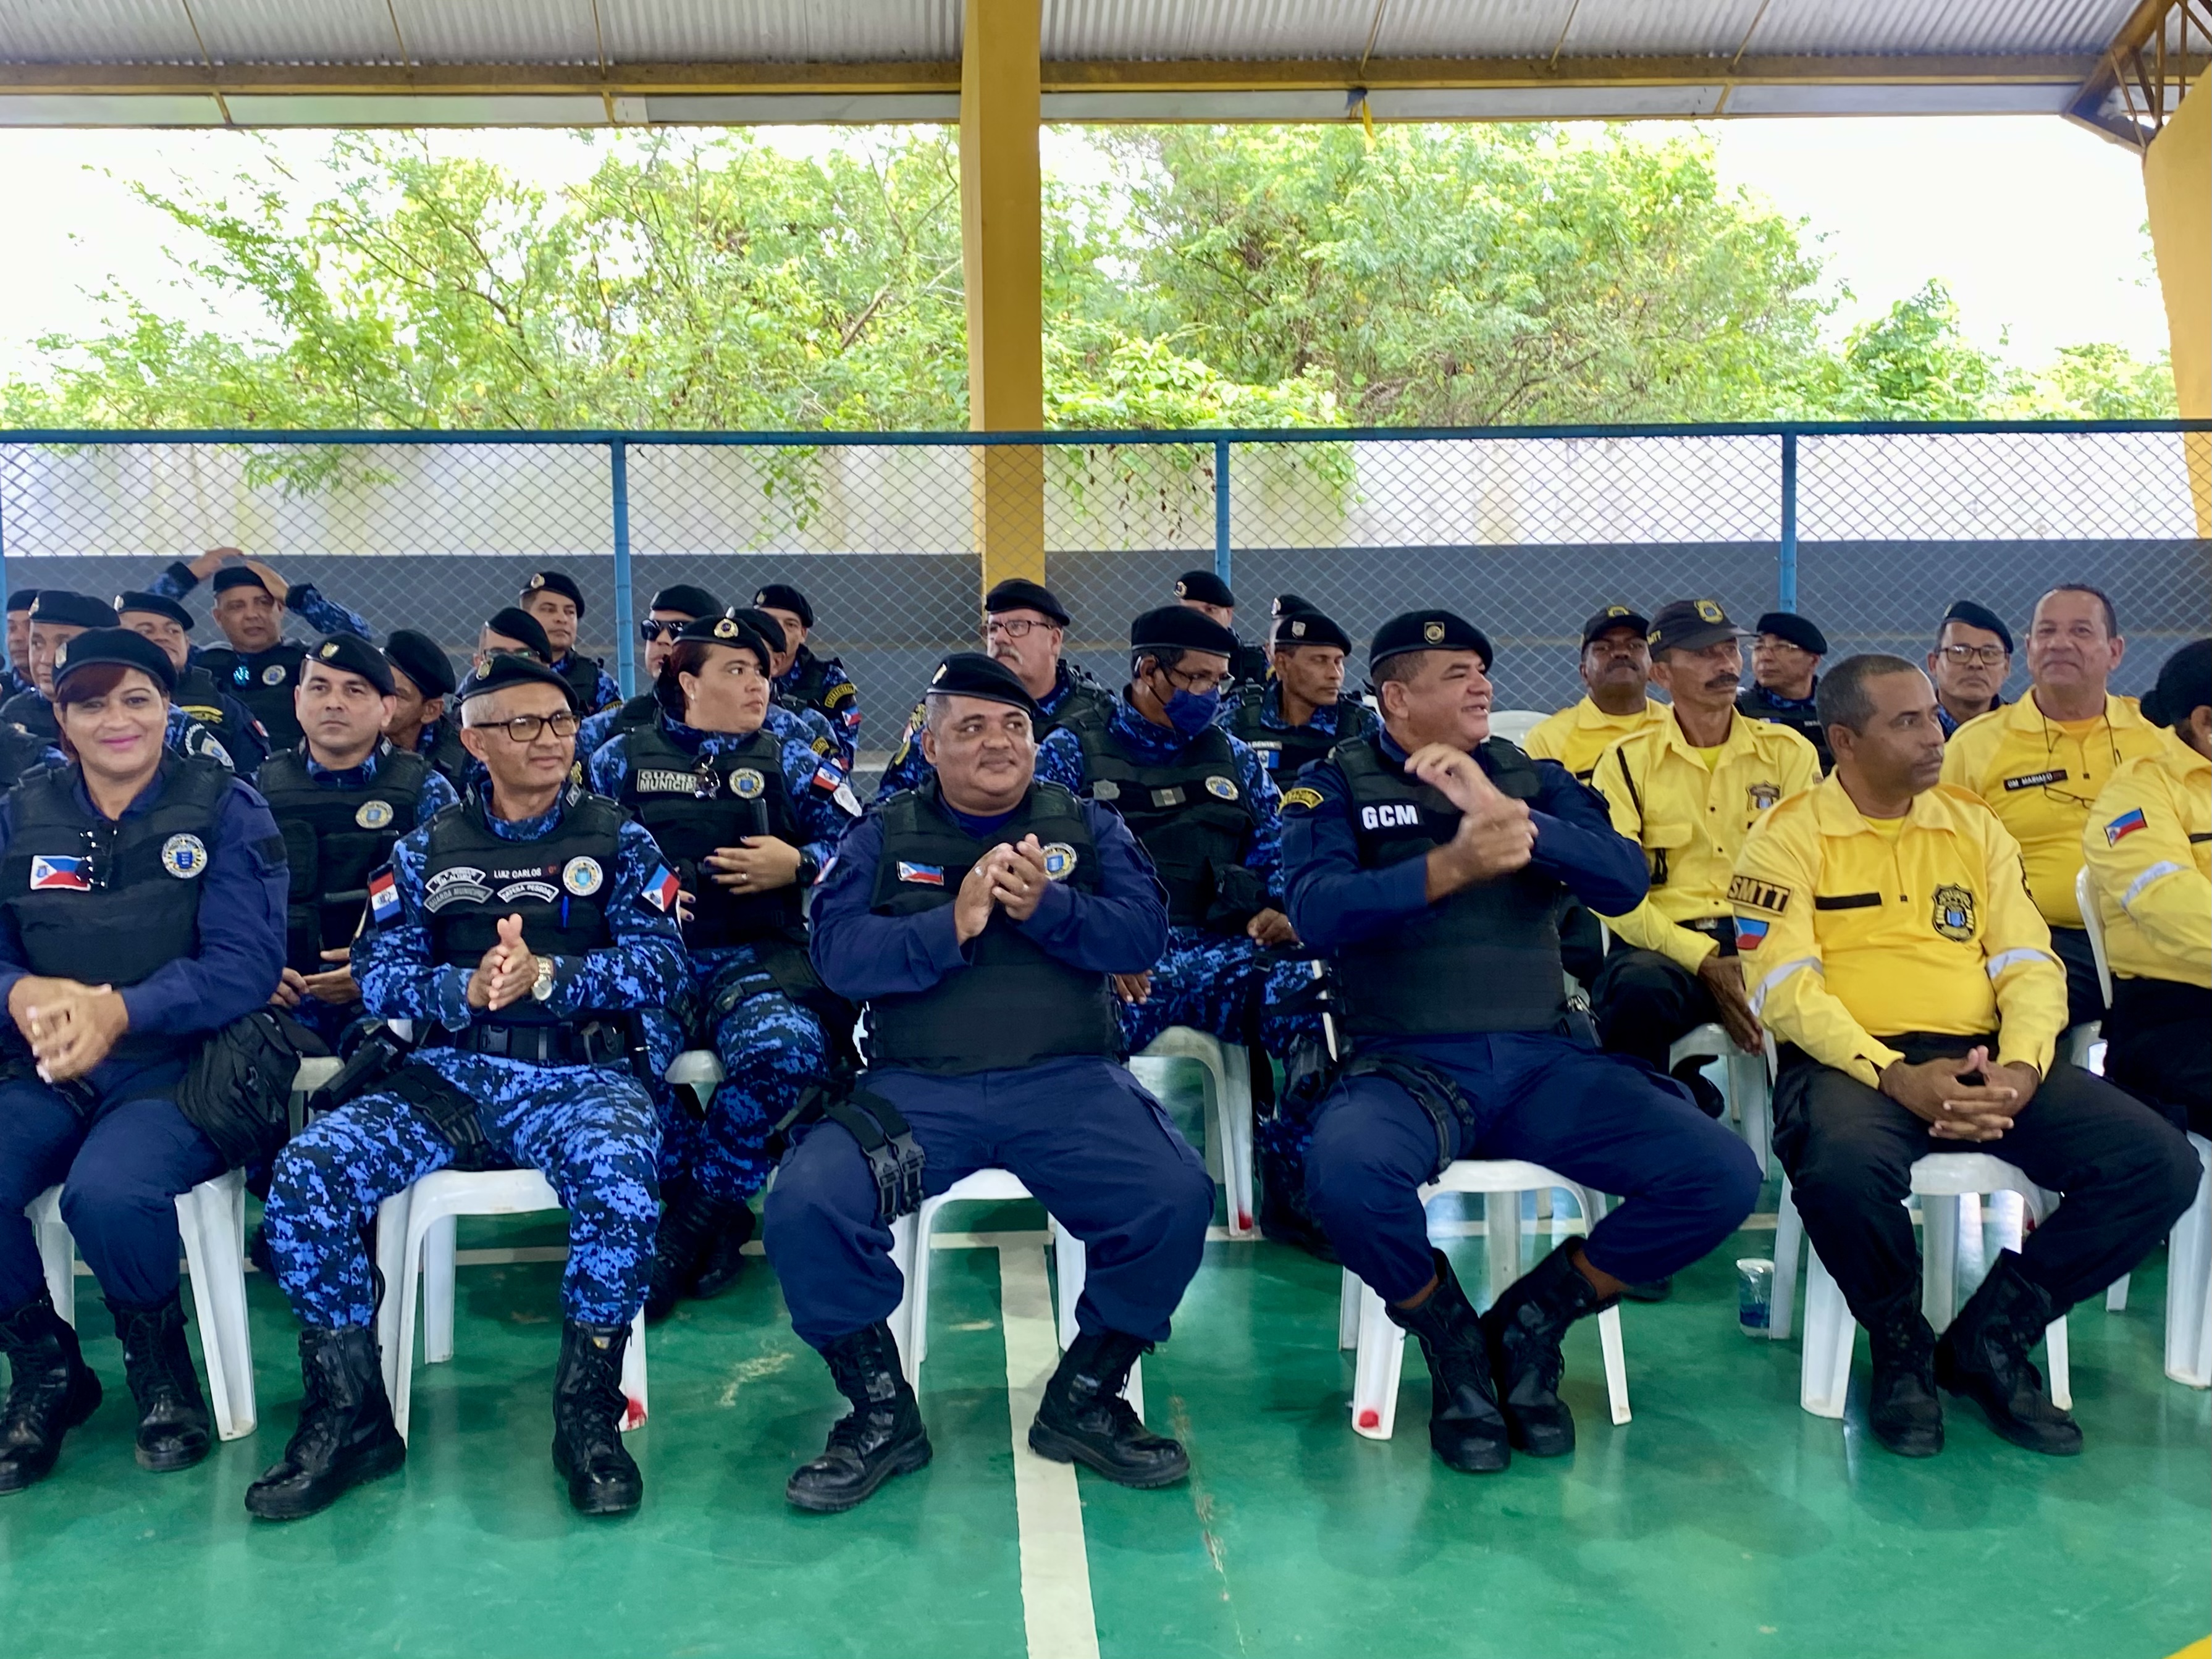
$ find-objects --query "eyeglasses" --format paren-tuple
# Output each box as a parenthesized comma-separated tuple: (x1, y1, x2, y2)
(640, 619, 688, 643)
(485, 712, 580, 743)
(1161, 663, 1235, 695)
(985, 617, 1054, 640)
(1938, 644, 2009, 668)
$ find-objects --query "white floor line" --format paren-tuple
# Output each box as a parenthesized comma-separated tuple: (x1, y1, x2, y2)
(996, 1239, 1103, 1659)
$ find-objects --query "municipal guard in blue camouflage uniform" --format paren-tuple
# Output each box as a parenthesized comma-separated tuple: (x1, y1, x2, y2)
(767, 653, 1210, 1513)
(575, 584, 722, 758)
(754, 584, 862, 771)
(116, 590, 271, 778)
(877, 578, 1116, 802)
(261, 637, 460, 1051)
(518, 569, 622, 715)
(151, 551, 372, 750)
(250, 654, 687, 1521)
(1, 593, 235, 775)
(589, 610, 859, 1320)
(0, 629, 287, 1493)
(1220, 603, 1376, 783)
(381, 629, 473, 791)
(1283, 610, 1762, 1476)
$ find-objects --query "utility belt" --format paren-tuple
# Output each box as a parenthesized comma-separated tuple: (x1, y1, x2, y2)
(440, 1019, 628, 1067)
(770, 1070, 927, 1222)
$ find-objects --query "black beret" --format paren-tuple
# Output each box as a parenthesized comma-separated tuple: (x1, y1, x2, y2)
(28, 591, 119, 631)
(1174, 570, 1236, 608)
(1581, 605, 1649, 647)
(1645, 597, 1743, 657)
(1754, 610, 1828, 656)
(751, 584, 814, 628)
(674, 610, 775, 671)
(731, 607, 789, 653)
(484, 607, 552, 663)
(985, 578, 1070, 626)
(53, 626, 177, 696)
(649, 584, 720, 618)
(1270, 592, 1314, 618)
(302, 633, 395, 697)
(211, 566, 273, 597)
(1941, 599, 2014, 655)
(6, 589, 39, 615)
(455, 653, 578, 712)
(1131, 605, 1238, 660)
(114, 590, 194, 631)
(1369, 610, 1493, 671)
(1274, 609, 1352, 654)
(521, 569, 586, 616)
(382, 629, 457, 699)
(2142, 637, 2212, 730)
(923, 652, 1042, 719)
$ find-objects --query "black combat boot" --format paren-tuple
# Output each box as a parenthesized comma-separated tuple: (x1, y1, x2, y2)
(1029, 1330, 1190, 1487)
(786, 1321, 931, 1513)
(111, 1293, 211, 1472)
(243, 1325, 406, 1520)
(1935, 1254, 2082, 1456)
(0, 1293, 102, 1495)
(551, 1321, 644, 1515)
(1480, 1240, 1609, 1458)
(642, 1177, 755, 1322)
(1387, 1251, 1510, 1474)
(1867, 1304, 1944, 1458)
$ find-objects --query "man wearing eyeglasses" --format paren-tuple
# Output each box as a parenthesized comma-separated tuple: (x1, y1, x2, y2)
(1940, 584, 2165, 1030)
(250, 654, 687, 1522)
(877, 578, 1114, 801)
(1926, 600, 2013, 739)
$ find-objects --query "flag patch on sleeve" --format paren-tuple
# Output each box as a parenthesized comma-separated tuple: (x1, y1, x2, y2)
(897, 862, 944, 886)
(1734, 917, 1770, 951)
(28, 856, 90, 892)
(367, 867, 401, 926)
(643, 865, 682, 913)
(2104, 807, 2148, 846)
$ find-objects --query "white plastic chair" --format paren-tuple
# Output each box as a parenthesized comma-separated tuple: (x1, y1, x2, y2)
(889, 1167, 1142, 1418)
(1129, 1028, 1255, 1237)
(2162, 1133, 2212, 1387)
(1772, 1156, 2072, 1418)
(1667, 1021, 1772, 1175)
(1335, 1160, 1629, 1442)
(2071, 867, 2129, 1312)
(1487, 710, 1548, 746)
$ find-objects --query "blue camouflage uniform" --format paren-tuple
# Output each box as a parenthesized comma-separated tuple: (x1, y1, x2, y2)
(1281, 733, 1762, 1301)
(1219, 679, 1378, 783)
(589, 718, 857, 1203)
(551, 653, 623, 716)
(875, 660, 1113, 802)
(765, 784, 1211, 1349)
(776, 647, 861, 772)
(263, 794, 688, 1329)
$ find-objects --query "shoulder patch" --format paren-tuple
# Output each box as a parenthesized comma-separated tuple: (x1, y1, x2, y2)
(1280, 785, 1326, 813)
(1727, 873, 1791, 915)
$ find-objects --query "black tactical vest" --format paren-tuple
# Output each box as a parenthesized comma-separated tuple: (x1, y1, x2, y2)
(864, 781, 1120, 1073)
(614, 721, 802, 949)
(553, 652, 609, 712)
(1, 690, 57, 748)
(1039, 673, 1116, 745)
(418, 789, 626, 1028)
(258, 744, 434, 972)
(0, 723, 48, 793)
(1330, 736, 1566, 1038)
(783, 650, 831, 712)
(606, 694, 657, 742)
(1070, 713, 1257, 927)
(1226, 685, 1374, 781)
(0, 757, 236, 1057)
(197, 641, 308, 748)
(413, 717, 473, 791)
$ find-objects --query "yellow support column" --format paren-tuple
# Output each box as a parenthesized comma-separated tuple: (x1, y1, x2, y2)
(2143, 71, 2211, 532)
(961, 0, 1046, 592)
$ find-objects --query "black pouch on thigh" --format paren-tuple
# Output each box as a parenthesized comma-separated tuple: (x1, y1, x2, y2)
(768, 1070, 925, 1221)
(385, 1059, 511, 1174)
(175, 1009, 334, 1168)
(1339, 1049, 1477, 1180)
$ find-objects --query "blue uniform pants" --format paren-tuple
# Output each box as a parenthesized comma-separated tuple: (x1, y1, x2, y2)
(1305, 1032, 1762, 1304)
(763, 1057, 1214, 1349)
(0, 1064, 227, 1312)
(264, 1052, 660, 1329)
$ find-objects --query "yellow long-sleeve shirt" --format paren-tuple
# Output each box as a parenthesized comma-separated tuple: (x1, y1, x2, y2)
(1938, 692, 2164, 928)
(2081, 726, 2212, 989)
(1522, 696, 1671, 781)
(1592, 710, 1822, 971)
(1732, 778, 2067, 1086)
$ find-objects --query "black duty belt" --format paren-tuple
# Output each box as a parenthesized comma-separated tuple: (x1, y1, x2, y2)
(445, 1021, 626, 1066)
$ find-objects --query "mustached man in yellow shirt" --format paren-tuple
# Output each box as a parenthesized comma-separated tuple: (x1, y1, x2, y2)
(1940, 584, 2165, 1029)
(2082, 638, 2212, 1136)
(1735, 655, 2195, 1462)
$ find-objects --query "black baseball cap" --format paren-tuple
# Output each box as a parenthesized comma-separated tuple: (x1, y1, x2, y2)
(2142, 637, 2212, 730)
(752, 584, 814, 628)
(1646, 598, 1744, 656)
(1369, 610, 1493, 671)
(923, 651, 1042, 719)
(302, 634, 395, 697)
(1131, 605, 1238, 660)
(455, 653, 578, 712)
(1273, 609, 1352, 654)
(1581, 605, 1649, 647)
(27, 592, 119, 631)
(522, 570, 586, 616)
(1174, 571, 1235, 608)
(648, 584, 720, 618)
(383, 629, 457, 699)
(53, 627, 177, 696)
(114, 590, 195, 631)
(985, 578, 1070, 626)
(1941, 599, 2014, 655)
(484, 607, 552, 662)
(1754, 610, 1828, 657)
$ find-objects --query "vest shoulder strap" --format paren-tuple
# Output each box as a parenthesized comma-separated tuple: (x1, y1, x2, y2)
(1478, 736, 1542, 800)
(563, 789, 628, 846)
(256, 750, 309, 794)
(376, 746, 434, 800)
(164, 753, 235, 812)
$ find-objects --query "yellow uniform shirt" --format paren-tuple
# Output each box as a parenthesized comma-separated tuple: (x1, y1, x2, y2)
(2080, 727, 2212, 989)
(1938, 692, 2164, 929)
(1733, 778, 2067, 1086)
(1522, 697, 1670, 782)
(1592, 710, 1822, 971)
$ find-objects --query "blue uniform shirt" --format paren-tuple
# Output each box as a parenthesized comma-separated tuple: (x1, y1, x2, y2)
(778, 649, 860, 770)
(877, 661, 1108, 802)
(552, 654, 623, 715)
(587, 715, 859, 876)
(1281, 730, 1647, 956)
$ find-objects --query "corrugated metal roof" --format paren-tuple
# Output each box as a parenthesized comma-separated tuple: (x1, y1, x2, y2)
(597, 0, 959, 66)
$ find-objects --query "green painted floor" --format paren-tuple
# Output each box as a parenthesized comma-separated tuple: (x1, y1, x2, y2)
(2, 1075, 2206, 1659)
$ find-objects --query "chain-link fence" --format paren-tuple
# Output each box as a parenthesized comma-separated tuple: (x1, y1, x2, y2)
(2, 424, 2205, 764)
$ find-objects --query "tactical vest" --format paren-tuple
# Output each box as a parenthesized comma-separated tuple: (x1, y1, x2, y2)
(0, 723, 48, 792)
(1070, 714, 1258, 928)
(418, 789, 626, 1030)
(1226, 686, 1370, 781)
(0, 756, 235, 1057)
(1330, 736, 1566, 1038)
(258, 745, 434, 972)
(607, 694, 657, 741)
(865, 781, 1119, 1073)
(1, 691, 57, 748)
(198, 642, 308, 748)
(414, 717, 473, 791)
(783, 650, 832, 712)
(614, 721, 802, 949)
(175, 665, 232, 728)
(1039, 674, 1115, 745)
(553, 652, 608, 712)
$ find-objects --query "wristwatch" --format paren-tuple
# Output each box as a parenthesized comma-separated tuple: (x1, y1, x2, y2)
(794, 849, 822, 888)
(529, 955, 557, 1002)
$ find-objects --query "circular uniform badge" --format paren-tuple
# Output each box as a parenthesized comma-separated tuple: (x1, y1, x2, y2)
(355, 799, 395, 830)
(1205, 775, 1240, 800)
(261, 663, 290, 686)
(729, 768, 766, 799)
(1695, 598, 1725, 624)
(1422, 621, 1445, 643)
(1040, 842, 1078, 881)
(562, 855, 603, 896)
(161, 834, 209, 879)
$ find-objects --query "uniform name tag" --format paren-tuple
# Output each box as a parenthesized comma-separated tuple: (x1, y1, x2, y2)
(1360, 803, 1421, 830)
(2003, 769, 2067, 791)
(633, 768, 703, 795)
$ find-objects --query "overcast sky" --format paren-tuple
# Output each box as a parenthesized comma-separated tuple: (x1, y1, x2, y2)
(0, 114, 2169, 382)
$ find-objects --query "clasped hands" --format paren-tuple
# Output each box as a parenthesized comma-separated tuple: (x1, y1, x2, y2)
(465, 914, 542, 1012)
(7, 976, 129, 1083)
(953, 835, 1053, 944)
(1880, 1044, 2040, 1143)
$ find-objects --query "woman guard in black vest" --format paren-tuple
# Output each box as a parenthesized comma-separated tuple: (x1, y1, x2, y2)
(0, 629, 288, 1491)
(588, 611, 860, 1319)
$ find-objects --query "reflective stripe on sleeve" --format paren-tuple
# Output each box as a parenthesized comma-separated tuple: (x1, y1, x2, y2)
(2121, 861, 2187, 914)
